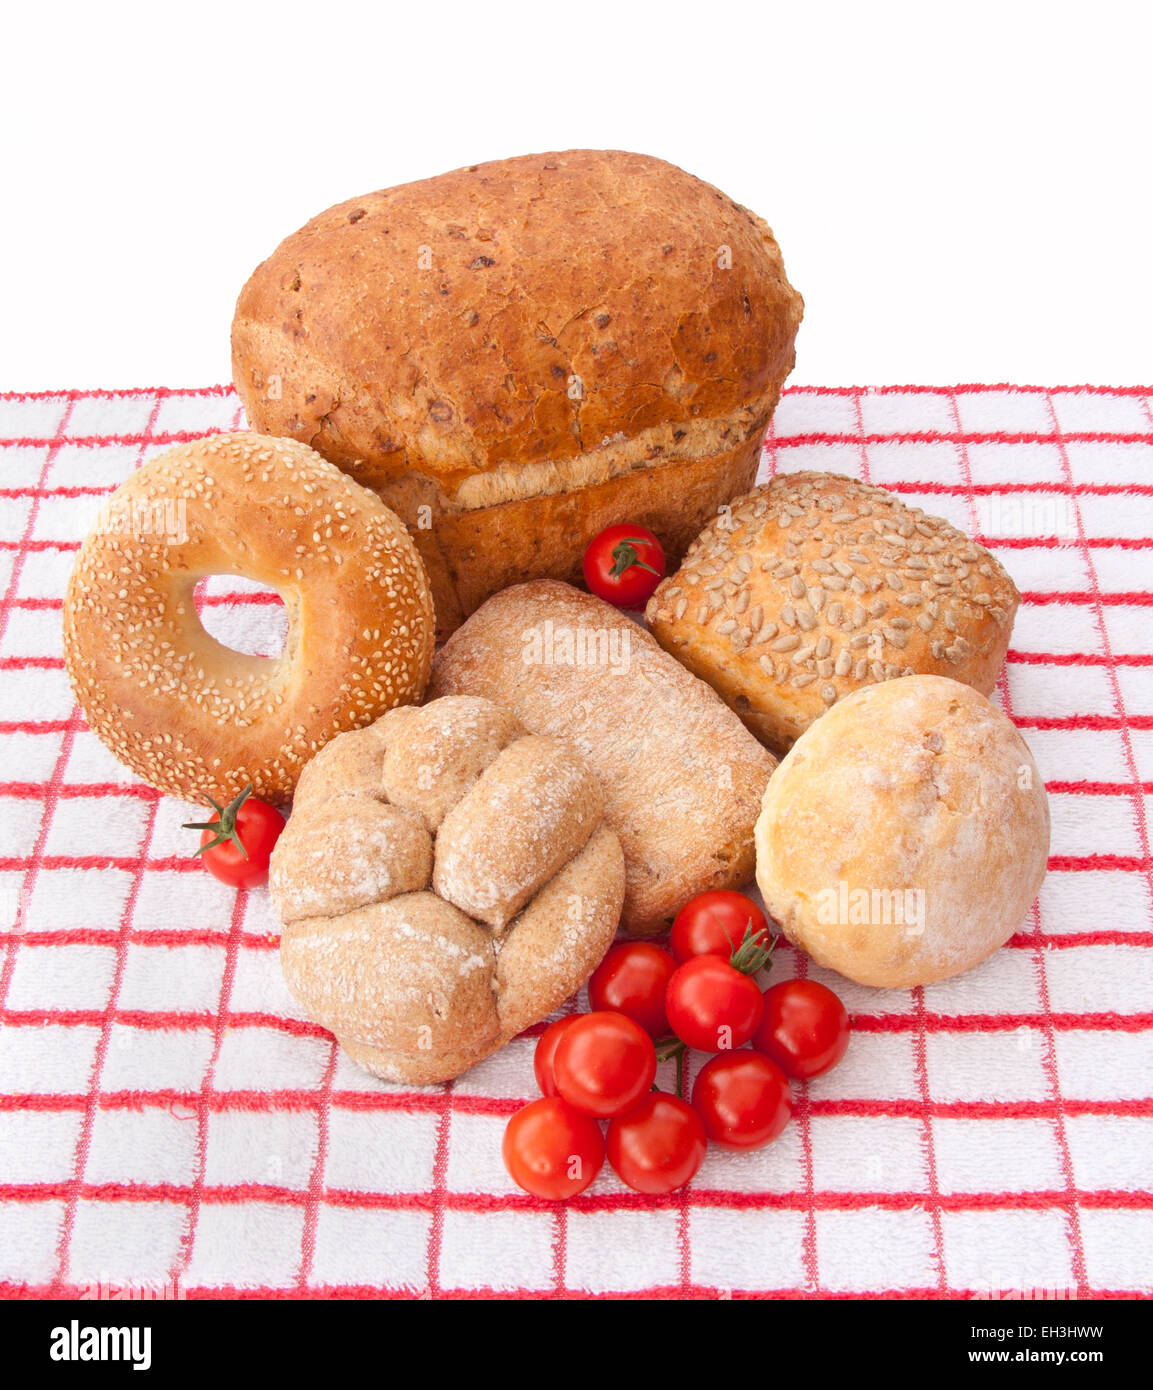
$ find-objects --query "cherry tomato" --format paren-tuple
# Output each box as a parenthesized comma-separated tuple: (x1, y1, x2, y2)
(670, 890, 771, 964)
(588, 942, 678, 1037)
(753, 979, 851, 1080)
(502, 1097, 604, 1200)
(183, 784, 284, 888)
(533, 1015, 584, 1097)
(606, 1093, 707, 1195)
(692, 1051, 792, 1151)
(583, 524, 666, 608)
(552, 1011, 657, 1118)
(665, 955, 764, 1053)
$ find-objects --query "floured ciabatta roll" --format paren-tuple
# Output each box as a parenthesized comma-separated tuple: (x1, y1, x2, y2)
(428, 581, 777, 933)
(646, 471, 1019, 754)
(231, 149, 803, 636)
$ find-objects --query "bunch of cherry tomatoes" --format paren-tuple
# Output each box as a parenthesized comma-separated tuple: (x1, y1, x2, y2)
(503, 889, 851, 1200)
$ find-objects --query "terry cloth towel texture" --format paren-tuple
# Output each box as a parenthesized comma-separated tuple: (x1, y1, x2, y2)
(0, 383, 1151, 1300)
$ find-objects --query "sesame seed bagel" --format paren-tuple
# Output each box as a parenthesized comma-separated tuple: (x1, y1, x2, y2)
(645, 471, 1019, 754)
(62, 432, 435, 806)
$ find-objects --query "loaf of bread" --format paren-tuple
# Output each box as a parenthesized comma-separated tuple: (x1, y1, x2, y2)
(755, 676, 1050, 989)
(270, 696, 625, 1084)
(646, 471, 1019, 754)
(232, 149, 803, 636)
(428, 580, 778, 933)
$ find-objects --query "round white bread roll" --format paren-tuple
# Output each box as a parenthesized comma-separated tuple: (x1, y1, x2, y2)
(754, 675, 1049, 988)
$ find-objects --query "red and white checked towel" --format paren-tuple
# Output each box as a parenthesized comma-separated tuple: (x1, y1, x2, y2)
(1, 383, 1151, 1300)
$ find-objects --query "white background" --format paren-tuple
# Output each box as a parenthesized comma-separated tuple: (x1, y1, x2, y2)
(3, 0, 1150, 390)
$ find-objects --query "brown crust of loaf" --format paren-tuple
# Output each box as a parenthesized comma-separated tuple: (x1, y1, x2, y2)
(61, 432, 435, 806)
(271, 697, 625, 1085)
(427, 580, 778, 933)
(231, 149, 802, 635)
(645, 471, 1020, 755)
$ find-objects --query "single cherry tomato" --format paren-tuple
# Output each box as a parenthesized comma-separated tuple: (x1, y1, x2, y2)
(588, 942, 678, 1037)
(670, 890, 771, 964)
(692, 1051, 793, 1151)
(534, 1015, 584, 1097)
(753, 979, 851, 1080)
(502, 1097, 604, 1200)
(583, 524, 666, 608)
(665, 954, 764, 1053)
(183, 783, 284, 888)
(606, 1093, 707, 1195)
(552, 1011, 657, 1118)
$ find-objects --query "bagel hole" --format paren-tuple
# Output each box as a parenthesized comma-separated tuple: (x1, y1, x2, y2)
(194, 575, 288, 659)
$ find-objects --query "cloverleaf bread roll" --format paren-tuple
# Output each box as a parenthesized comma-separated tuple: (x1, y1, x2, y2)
(270, 696, 625, 1084)
(754, 676, 1050, 989)
(428, 580, 778, 934)
(232, 149, 803, 636)
(646, 471, 1019, 754)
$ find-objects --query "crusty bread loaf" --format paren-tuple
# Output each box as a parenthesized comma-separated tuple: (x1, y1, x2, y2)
(427, 581, 778, 933)
(270, 696, 625, 1084)
(755, 676, 1050, 989)
(232, 149, 803, 636)
(646, 471, 1019, 754)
